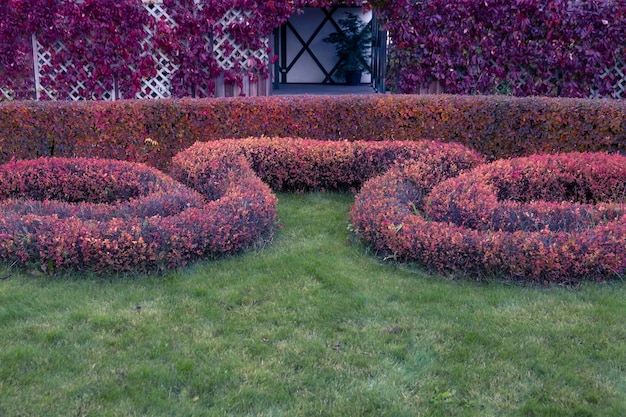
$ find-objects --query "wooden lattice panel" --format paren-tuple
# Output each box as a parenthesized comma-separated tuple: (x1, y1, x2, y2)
(214, 9, 269, 71)
(0, 79, 31, 100)
(35, 39, 115, 100)
(143, 1, 175, 26)
(1, 4, 272, 100)
(34, 39, 58, 100)
(136, 2, 177, 99)
(190, 33, 215, 98)
(1, 87, 15, 100)
(136, 49, 177, 99)
(602, 54, 626, 99)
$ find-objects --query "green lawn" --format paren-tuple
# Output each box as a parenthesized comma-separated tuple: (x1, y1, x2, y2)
(1, 192, 625, 416)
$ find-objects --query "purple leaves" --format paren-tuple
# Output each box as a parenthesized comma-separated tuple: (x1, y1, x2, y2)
(376, 0, 626, 97)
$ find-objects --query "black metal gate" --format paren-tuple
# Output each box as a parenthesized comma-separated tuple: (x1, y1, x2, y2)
(273, 7, 381, 86)
(370, 14, 388, 93)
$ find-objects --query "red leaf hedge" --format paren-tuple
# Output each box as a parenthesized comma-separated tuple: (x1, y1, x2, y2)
(351, 152, 626, 284)
(0, 157, 277, 274)
(1, 95, 624, 169)
(169, 137, 485, 192)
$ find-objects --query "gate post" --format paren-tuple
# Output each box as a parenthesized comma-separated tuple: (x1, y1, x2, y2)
(31, 34, 41, 100)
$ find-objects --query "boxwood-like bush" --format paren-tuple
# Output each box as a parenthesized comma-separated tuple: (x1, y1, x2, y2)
(1, 96, 624, 169)
(351, 152, 626, 284)
(170, 137, 485, 192)
(0, 157, 277, 274)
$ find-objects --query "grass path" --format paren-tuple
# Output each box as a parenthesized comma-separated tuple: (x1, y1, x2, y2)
(1, 192, 625, 416)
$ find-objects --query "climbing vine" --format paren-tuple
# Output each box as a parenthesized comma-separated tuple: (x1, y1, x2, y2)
(0, 0, 366, 99)
(21, 1, 625, 99)
(371, 0, 626, 97)
(0, 0, 58, 99)
(43, 0, 157, 99)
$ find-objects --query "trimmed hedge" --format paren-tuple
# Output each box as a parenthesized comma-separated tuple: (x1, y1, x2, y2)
(0, 157, 277, 274)
(170, 138, 485, 192)
(1, 95, 624, 168)
(351, 152, 626, 284)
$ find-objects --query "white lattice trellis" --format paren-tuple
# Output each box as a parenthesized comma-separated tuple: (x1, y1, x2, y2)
(138, 3, 270, 99)
(136, 48, 177, 99)
(1, 86, 15, 100)
(143, 1, 176, 27)
(35, 38, 115, 100)
(137, 1, 178, 99)
(34, 39, 57, 100)
(600, 54, 626, 99)
(214, 9, 269, 71)
(10, 1, 270, 100)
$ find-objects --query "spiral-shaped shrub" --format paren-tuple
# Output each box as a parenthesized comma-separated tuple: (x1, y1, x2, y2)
(352, 152, 626, 284)
(0, 157, 277, 274)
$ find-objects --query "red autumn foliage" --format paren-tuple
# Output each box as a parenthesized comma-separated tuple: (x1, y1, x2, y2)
(169, 137, 485, 192)
(1, 96, 623, 169)
(3, 0, 623, 99)
(0, 0, 366, 99)
(372, 0, 626, 97)
(351, 152, 626, 284)
(0, 157, 277, 274)
(41, 0, 157, 100)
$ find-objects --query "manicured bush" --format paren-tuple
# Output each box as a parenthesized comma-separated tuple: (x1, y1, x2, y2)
(1, 96, 623, 169)
(171, 137, 485, 192)
(351, 152, 626, 284)
(0, 157, 277, 274)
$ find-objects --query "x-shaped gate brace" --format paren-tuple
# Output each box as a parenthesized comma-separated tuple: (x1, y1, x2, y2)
(278, 7, 370, 84)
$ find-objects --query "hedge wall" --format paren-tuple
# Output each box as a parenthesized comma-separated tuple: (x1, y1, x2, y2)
(170, 138, 484, 192)
(1, 95, 624, 168)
